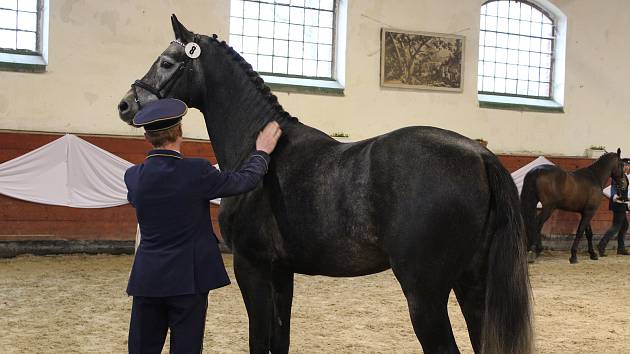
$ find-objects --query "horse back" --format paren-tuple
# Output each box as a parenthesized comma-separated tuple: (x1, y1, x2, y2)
(223, 126, 493, 276)
(532, 165, 602, 211)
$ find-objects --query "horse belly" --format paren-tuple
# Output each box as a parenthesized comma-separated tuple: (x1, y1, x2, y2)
(284, 233, 392, 276)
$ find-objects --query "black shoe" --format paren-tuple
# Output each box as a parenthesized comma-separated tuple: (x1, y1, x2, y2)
(617, 248, 630, 255)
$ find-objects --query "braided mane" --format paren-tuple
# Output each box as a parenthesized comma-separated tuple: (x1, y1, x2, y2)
(208, 33, 299, 124)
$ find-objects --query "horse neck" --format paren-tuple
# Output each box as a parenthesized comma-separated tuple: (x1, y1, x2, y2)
(196, 50, 284, 170)
(586, 155, 616, 188)
(196, 39, 331, 170)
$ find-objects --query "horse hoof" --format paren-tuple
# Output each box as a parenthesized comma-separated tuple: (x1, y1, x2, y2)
(589, 253, 599, 260)
(527, 251, 537, 264)
(597, 246, 607, 257)
(569, 257, 578, 264)
(617, 249, 630, 255)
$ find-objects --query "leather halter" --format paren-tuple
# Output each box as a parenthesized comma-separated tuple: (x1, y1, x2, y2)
(131, 39, 193, 109)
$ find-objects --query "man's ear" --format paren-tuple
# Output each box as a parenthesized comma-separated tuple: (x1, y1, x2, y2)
(171, 14, 195, 43)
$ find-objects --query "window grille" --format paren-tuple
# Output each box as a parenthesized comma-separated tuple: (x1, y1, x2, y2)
(229, 0, 336, 79)
(0, 0, 40, 53)
(478, 0, 555, 98)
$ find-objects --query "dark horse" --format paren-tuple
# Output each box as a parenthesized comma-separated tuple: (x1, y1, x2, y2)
(520, 150, 625, 264)
(117, 16, 533, 354)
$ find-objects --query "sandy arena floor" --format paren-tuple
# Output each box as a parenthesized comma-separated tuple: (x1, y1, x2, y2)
(1, 251, 629, 353)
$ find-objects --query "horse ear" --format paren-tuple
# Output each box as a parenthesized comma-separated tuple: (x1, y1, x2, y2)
(171, 14, 194, 43)
(617, 148, 622, 157)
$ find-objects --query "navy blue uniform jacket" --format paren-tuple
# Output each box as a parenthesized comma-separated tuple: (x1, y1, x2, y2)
(609, 174, 629, 212)
(125, 149, 270, 297)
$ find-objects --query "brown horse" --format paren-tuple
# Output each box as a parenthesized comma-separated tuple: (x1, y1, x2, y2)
(520, 150, 625, 263)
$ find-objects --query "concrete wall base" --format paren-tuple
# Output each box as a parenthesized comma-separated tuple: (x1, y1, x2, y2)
(541, 234, 629, 251)
(0, 240, 233, 258)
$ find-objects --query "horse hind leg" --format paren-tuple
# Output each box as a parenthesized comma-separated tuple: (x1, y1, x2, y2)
(535, 205, 555, 256)
(391, 263, 460, 354)
(453, 267, 485, 353)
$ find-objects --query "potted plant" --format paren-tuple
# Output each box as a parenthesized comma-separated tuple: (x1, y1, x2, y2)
(330, 132, 351, 143)
(585, 145, 606, 158)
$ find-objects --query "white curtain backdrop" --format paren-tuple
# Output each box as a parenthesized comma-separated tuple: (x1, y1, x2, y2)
(0, 134, 221, 208)
(0, 134, 133, 208)
(510, 156, 555, 196)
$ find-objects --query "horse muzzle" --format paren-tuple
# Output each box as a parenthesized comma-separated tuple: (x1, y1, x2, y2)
(118, 90, 141, 125)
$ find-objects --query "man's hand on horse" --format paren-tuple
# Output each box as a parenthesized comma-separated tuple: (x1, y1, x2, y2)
(256, 121, 282, 154)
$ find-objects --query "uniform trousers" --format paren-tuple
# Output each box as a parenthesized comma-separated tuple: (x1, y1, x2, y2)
(599, 210, 628, 252)
(128, 292, 209, 354)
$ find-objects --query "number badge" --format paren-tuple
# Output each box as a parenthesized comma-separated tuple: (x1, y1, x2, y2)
(185, 42, 201, 59)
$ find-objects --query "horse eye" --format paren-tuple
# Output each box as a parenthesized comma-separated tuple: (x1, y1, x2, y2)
(161, 60, 173, 69)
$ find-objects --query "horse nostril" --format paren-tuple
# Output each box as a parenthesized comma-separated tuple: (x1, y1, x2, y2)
(118, 101, 129, 113)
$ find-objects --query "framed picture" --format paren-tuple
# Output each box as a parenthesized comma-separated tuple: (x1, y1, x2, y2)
(381, 29, 465, 92)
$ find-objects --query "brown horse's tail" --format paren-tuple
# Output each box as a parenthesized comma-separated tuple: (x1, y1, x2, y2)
(481, 155, 534, 354)
(520, 169, 541, 252)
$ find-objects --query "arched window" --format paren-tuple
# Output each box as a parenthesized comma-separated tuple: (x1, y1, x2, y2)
(478, 0, 558, 100)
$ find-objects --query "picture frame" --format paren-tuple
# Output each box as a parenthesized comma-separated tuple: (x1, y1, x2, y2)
(380, 28, 465, 92)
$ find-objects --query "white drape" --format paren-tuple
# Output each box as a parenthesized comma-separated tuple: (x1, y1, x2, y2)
(510, 156, 555, 196)
(0, 134, 132, 208)
(0, 134, 222, 208)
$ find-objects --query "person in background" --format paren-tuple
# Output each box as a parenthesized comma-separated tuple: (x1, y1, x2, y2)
(598, 162, 630, 257)
(124, 98, 281, 354)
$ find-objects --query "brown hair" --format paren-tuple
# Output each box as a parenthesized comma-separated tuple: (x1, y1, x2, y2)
(144, 124, 182, 148)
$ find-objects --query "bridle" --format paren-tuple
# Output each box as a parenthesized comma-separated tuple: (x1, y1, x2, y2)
(131, 39, 195, 109)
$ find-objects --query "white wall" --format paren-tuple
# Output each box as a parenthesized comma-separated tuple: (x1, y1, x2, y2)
(0, 0, 628, 156)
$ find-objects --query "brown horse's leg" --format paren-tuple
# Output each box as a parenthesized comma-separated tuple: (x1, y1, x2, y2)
(535, 206, 555, 256)
(570, 213, 595, 264)
(585, 225, 599, 260)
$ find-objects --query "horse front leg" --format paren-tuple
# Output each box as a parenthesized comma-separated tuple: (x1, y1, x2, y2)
(570, 214, 594, 264)
(234, 253, 273, 354)
(234, 253, 295, 354)
(270, 267, 294, 354)
(585, 225, 599, 260)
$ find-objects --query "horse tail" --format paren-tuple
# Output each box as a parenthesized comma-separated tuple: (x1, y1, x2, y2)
(520, 169, 541, 252)
(481, 154, 534, 354)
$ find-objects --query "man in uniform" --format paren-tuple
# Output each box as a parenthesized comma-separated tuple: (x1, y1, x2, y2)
(124, 98, 281, 353)
(599, 162, 630, 256)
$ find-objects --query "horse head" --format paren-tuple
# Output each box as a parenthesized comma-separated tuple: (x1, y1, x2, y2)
(117, 15, 294, 169)
(118, 15, 210, 124)
(610, 148, 626, 187)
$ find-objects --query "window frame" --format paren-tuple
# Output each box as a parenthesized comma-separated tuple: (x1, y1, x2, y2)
(0, 0, 49, 73)
(229, 0, 346, 96)
(477, 0, 566, 112)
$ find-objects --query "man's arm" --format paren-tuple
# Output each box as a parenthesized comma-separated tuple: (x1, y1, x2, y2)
(201, 152, 270, 199)
(201, 121, 281, 199)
